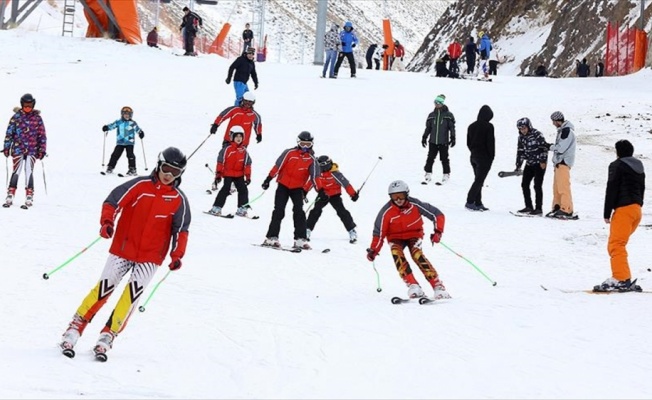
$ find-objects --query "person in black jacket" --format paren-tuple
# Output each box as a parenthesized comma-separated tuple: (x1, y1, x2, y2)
(576, 58, 590, 77)
(514, 117, 549, 215)
(365, 44, 377, 69)
(595, 59, 605, 77)
(180, 7, 203, 56)
(465, 105, 495, 211)
(464, 37, 477, 74)
(596, 139, 646, 291)
(421, 94, 455, 184)
(226, 47, 259, 106)
(242, 23, 254, 54)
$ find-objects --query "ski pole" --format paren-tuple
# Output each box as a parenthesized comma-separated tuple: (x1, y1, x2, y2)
(102, 131, 107, 167)
(41, 159, 47, 195)
(42, 236, 103, 280)
(305, 196, 318, 214)
(439, 241, 497, 286)
(372, 261, 382, 292)
(138, 270, 172, 312)
(140, 137, 148, 171)
(187, 133, 212, 160)
(240, 190, 266, 208)
(357, 156, 383, 194)
(205, 163, 215, 174)
(4, 156, 7, 189)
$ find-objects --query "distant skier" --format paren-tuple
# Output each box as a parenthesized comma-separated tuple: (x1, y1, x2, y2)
(465, 105, 495, 211)
(421, 94, 456, 184)
(333, 21, 359, 78)
(514, 117, 549, 216)
(210, 91, 262, 147)
(102, 106, 144, 176)
(226, 47, 259, 106)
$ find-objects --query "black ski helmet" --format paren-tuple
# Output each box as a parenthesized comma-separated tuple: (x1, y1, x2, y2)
(297, 131, 314, 142)
(157, 147, 187, 175)
(20, 93, 35, 107)
(317, 155, 332, 172)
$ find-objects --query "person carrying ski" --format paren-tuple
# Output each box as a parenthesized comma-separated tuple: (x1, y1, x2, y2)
(59, 147, 191, 360)
(226, 47, 259, 106)
(3, 93, 47, 208)
(514, 117, 549, 215)
(102, 106, 144, 176)
(366, 180, 450, 300)
(208, 126, 253, 218)
(304, 155, 359, 243)
(465, 105, 495, 211)
(210, 91, 262, 147)
(260, 131, 318, 250)
(595, 139, 645, 292)
(422, 94, 456, 184)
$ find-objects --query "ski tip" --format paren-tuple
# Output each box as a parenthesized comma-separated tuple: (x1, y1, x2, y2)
(61, 348, 75, 358)
(418, 297, 435, 305)
(391, 296, 404, 304)
(95, 353, 108, 362)
(321, 248, 331, 253)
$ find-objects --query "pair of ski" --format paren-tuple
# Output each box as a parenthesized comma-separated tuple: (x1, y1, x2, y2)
(541, 281, 650, 294)
(251, 243, 331, 254)
(203, 211, 259, 220)
(2, 202, 30, 209)
(100, 171, 129, 178)
(391, 296, 437, 305)
(421, 180, 445, 186)
(60, 343, 108, 362)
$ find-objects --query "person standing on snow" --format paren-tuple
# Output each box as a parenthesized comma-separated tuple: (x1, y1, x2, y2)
(390, 40, 405, 69)
(260, 131, 319, 250)
(226, 47, 259, 106)
(595, 139, 645, 292)
(464, 37, 477, 74)
(210, 91, 262, 147)
(102, 106, 144, 176)
(465, 105, 495, 212)
(366, 180, 450, 300)
(304, 155, 359, 243)
(180, 6, 202, 56)
(3, 93, 47, 208)
(477, 31, 492, 79)
(547, 111, 576, 219)
(421, 94, 456, 184)
(447, 40, 463, 76)
(514, 117, 549, 216)
(208, 126, 254, 218)
(242, 23, 254, 54)
(59, 147, 191, 360)
(333, 21, 359, 78)
(365, 43, 377, 70)
(323, 23, 341, 78)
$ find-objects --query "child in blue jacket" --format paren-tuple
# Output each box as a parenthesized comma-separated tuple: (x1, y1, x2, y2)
(102, 106, 144, 176)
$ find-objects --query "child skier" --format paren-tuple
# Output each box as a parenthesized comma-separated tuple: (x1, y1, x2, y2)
(304, 155, 359, 243)
(208, 126, 254, 218)
(102, 106, 144, 176)
(366, 180, 451, 300)
(210, 91, 262, 147)
(3, 93, 47, 208)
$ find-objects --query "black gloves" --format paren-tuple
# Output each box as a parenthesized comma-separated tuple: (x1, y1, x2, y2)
(352, 43, 356, 48)
(210, 124, 218, 134)
(245, 177, 251, 186)
(351, 192, 359, 202)
(317, 189, 329, 202)
(262, 176, 273, 190)
(139, 131, 145, 139)
(254, 83, 259, 90)
(256, 134, 262, 143)
(422, 137, 427, 148)
(450, 137, 456, 147)
(102, 125, 109, 132)
(341, 42, 346, 47)
(225, 78, 231, 84)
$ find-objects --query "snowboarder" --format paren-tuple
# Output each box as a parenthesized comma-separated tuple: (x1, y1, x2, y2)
(421, 94, 456, 184)
(260, 131, 318, 250)
(226, 47, 259, 106)
(304, 155, 359, 243)
(59, 147, 191, 360)
(547, 111, 576, 219)
(465, 105, 495, 211)
(210, 91, 262, 147)
(514, 117, 549, 215)
(366, 180, 450, 300)
(3, 93, 47, 208)
(208, 126, 253, 218)
(102, 106, 144, 176)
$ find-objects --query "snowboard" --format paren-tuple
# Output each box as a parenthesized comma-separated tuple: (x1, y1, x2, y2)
(498, 170, 523, 178)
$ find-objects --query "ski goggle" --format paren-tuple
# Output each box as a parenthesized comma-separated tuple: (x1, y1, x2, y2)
(22, 102, 34, 111)
(298, 141, 313, 149)
(390, 193, 407, 201)
(241, 99, 254, 108)
(160, 162, 184, 178)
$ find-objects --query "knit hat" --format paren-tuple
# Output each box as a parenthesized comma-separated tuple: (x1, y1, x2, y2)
(550, 111, 564, 121)
(183, 6, 189, 11)
(615, 139, 634, 158)
(434, 94, 446, 105)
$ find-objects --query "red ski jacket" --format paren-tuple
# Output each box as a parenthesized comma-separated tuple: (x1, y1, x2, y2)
(213, 106, 262, 147)
(216, 142, 252, 179)
(447, 42, 462, 59)
(100, 175, 191, 265)
(268, 147, 318, 189)
(304, 163, 356, 197)
(369, 197, 444, 254)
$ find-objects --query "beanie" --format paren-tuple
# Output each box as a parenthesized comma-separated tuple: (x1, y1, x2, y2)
(615, 139, 634, 158)
(434, 94, 446, 105)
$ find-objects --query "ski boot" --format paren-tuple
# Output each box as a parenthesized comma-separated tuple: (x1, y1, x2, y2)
(262, 237, 281, 248)
(407, 284, 425, 299)
(60, 314, 88, 358)
(93, 329, 115, 362)
(293, 238, 312, 250)
(126, 168, 138, 176)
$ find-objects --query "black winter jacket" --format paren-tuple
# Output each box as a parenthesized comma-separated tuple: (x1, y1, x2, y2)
(603, 157, 645, 218)
(422, 105, 455, 146)
(466, 105, 495, 160)
(227, 55, 259, 85)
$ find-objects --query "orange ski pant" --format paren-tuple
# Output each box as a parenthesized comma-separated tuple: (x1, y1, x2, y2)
(608, 204, 641, 281)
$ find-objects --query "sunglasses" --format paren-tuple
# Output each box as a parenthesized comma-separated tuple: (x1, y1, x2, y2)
(160, 162, 184, 178)
(390, 193, 407, 201)
(298, 141, 313, 148)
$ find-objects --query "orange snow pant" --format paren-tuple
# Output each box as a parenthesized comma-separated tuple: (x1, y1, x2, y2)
(608, 204, 642, 281)
(389, 238, 439, 288)
(552, 164, 573, 213)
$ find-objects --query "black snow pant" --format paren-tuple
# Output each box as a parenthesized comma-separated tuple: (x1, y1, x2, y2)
(466, 56, 476, 74)
(334, 52, 356, 76)
(184, 31, 196, 54)
(466, 156, 493, 206)
(107, 145, 136, 170)
(374, 59, 380, 70)
(365, 54, 373, 69)
(265, 184, 307, 240)
(213, 176, 249, 208)
(521, 163, 546, 210)
(423, 144, 450, 175)
(489, 60, 498, 75)
(306, 194, 356, 232)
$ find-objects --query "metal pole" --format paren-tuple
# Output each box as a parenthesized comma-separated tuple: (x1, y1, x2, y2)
(155, 0, 160, 27)
(313, 0, 327, 65)
(641, 0, 645, 30)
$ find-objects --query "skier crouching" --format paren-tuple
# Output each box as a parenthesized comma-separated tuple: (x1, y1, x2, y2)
(366, 180, 451, 300)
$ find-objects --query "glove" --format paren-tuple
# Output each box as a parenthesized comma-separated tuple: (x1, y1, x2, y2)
(3, 149, 8, 157)
(430, 229, 442, 244)
(211, 180, 219, 191)
(245, 177, 251, 186)
(351, 192, 359, 202)
(317, 189, 329, 202)
(254, 83, 259, 90)
(450, 137, 456, 147)
(139, 131, 145, 139)
(36, 152, 44, 160)
(401, 57, 404, 62)
(262, 176, 272, 190)
(302, 189, 309, 204)
(256, 134, 262, 143)
(100, 221, 114, 239)
(214, 174, 222, 184)
(366, 248, 377, 262)
(225, 78, 231, 84)
(169, 258, 182, 271)
(421, 138, 427, 148)
(210, 124, 218, 134)
(102, 125, 109, 132)
(341, 42, 346, 47)
(352, 43, 356, 48)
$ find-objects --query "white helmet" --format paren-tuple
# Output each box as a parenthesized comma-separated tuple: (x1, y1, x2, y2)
(242, 91, 256, 102)
(388, 180, 409, 195)
(229, 125, 245, 140)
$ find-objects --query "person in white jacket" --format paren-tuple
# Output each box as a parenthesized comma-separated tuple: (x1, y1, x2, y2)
(488, 51, 500, 75)
(372, 45, 385, 70)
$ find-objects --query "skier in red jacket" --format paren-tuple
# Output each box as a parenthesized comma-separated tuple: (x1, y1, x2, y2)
(261, 131, 318, 250)
(366, 180, 451, 300)
(210, 91, 262, 147)
(59, 147, 191, 360)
